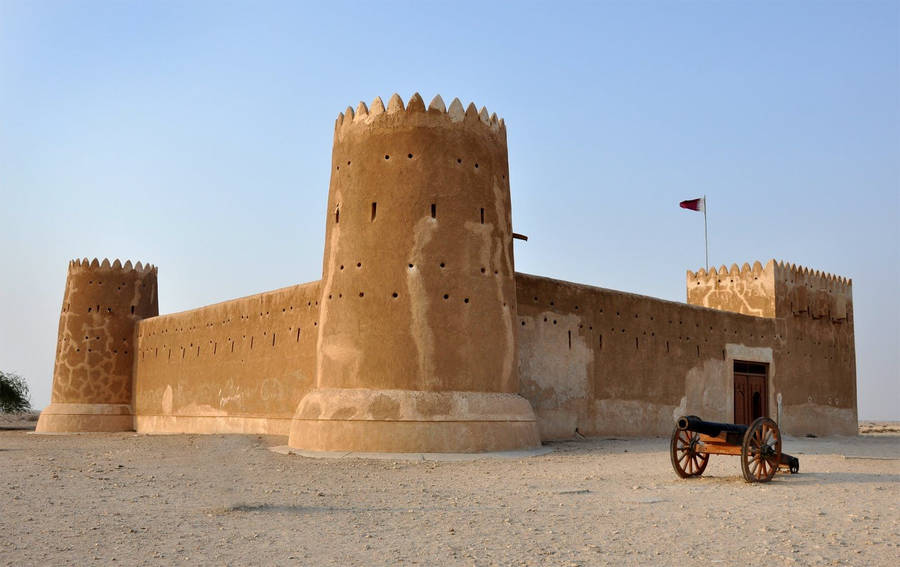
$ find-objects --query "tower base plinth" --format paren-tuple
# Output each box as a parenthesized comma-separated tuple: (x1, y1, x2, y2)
(35, 403, 134, 433)
(288, 389, 541, 453)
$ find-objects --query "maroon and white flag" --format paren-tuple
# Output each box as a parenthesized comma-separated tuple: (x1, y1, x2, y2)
(679, 197, 705, 212)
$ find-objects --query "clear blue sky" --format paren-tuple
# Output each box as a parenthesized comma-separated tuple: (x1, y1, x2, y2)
(1, 1, 897, 419)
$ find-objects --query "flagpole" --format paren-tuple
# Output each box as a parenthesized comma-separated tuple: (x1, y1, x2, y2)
(703, 195, 708, 272)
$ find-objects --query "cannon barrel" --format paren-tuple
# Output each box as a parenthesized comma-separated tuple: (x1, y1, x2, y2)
(676, 415, 749, 437)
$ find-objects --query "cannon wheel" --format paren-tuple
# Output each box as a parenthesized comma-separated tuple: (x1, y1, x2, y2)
(670, 427, 710, 478)
(741, 417, 782, 483)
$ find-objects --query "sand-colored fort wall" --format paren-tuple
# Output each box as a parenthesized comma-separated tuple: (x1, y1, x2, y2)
(132, 281, 320, 435)
(287, 94, 539, 452)
(311, 94, 518, 394)
(36, 259, 158, 433)
(773, 263, 856, 435)
(686, 260, 856, 436)
(38, 94, 857, 444)
(687, 260, 776, 318)
(515, 273, 777, 439)
(124, 262, 856, 440)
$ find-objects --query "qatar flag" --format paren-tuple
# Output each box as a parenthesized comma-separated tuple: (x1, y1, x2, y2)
(679, 197, 705, 212)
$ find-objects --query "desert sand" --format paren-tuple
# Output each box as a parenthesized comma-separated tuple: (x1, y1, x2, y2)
(1, 416, 897, 566)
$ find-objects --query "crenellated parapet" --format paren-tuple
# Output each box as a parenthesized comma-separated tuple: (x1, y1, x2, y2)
(775, 261, 852, 290)
(36, 257, 158, 433)
(333, 92, 506, 144)
(686, 260, 771, 283)
(774, 260, 852, 322)
(687, 259, 852, 324)
(67, 257, 157, 274)
(687, 260, 777, 318)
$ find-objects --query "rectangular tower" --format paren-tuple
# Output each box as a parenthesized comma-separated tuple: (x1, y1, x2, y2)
(687, 260, 857, 435)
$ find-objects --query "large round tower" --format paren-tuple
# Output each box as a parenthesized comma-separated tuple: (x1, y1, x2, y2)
(288, 93, 540, 452)
(36, 258, 158, 432)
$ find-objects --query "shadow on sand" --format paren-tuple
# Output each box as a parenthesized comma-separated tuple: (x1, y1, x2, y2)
(778, 471, 900, 485)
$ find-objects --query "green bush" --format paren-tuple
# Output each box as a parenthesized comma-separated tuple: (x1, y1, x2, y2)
(0, 370, 31, 413)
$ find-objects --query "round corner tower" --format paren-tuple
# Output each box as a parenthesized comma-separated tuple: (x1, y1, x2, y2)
(288, 92, 540, 452)
(36, 258, 158, 433)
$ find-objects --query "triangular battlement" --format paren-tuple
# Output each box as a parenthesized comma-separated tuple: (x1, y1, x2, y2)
(687, 259, 774, 284)
(69, 257, 157, 275)
(686, 258, 852, 321)
(775, 260, 852, 291)
(333, 92, 505, 142)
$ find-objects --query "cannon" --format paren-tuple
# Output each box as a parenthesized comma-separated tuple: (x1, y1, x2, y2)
(670, 415, 800, 483)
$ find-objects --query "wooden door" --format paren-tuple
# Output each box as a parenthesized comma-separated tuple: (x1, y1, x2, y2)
(733, 361, 768, 425)
(748, 375, 767, 422)
(733, 373, 748, 425)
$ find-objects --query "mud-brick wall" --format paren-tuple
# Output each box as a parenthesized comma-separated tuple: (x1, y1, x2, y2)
(515, 273, 777, 439)
(774, 266, 857, 435)
(133, 281, 321, 435)
(687, 261, 776, 318)
(51, 260, 158, 406)
(687, 259, 857, 436)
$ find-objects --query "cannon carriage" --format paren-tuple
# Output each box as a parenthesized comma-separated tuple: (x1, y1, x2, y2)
(671, 415, 800, 483)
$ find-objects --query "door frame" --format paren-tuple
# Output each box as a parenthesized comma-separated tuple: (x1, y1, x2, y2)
(723, 345, 775, 424)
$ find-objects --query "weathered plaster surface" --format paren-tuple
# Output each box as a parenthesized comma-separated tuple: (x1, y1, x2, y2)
(779, 404, 858, 437)
(772, 263, 857, 436)
(517, 310, 592, 439)
(36, 259, 158, 433)
(687, 261, 857, 436)
(40, 94, 857, 445)
(132, 281, 320, 434)
(677, 358, 731, 423)
(312, 94, 518, 395)
(288, 94, 539, 453)
(517, 273, 784, 438)
(687, 260, 777, 318)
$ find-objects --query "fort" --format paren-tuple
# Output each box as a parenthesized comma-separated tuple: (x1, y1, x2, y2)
(35, 93, 858, 451)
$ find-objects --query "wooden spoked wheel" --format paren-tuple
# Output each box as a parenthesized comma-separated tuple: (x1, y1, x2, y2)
(741, 417, 782, 483)
(670, 428, 710, 478)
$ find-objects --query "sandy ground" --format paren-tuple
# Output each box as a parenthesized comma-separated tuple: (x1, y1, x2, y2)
(1, 417, 897, 566)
